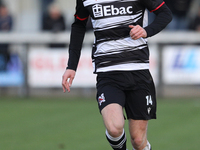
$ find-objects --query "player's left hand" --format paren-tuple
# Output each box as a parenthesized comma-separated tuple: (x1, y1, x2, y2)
(129, 25, 147, 40)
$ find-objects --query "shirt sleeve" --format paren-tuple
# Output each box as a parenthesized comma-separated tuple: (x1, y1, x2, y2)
(141, 0, 165, 12)
(141, 0, 173, 37)
(67, 0, 90, 71)
(74, 0, 90, 20)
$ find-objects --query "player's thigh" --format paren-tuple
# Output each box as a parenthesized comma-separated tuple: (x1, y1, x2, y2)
(101, 104, 125, 133)
(128, 119, 148, 141)
(96, 74, 126, 133)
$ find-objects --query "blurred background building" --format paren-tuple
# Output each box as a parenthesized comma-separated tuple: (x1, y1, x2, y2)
(0, 0, 200, 98)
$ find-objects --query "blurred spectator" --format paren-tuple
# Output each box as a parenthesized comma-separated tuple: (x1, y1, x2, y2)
(41, 3, 66, 48)
(42, 3, 66, 32)
(189, 5, 200, 31)
(0, 4, 13, 71)
(0, 5, 12, 31)
(165, 0, 193, 30)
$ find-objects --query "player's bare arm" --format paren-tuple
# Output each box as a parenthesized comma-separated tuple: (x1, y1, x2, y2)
(62, 69, 76, 93)
(129, 25, 147, 40)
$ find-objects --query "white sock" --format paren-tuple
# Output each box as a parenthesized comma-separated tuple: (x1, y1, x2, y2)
(133, 141, 151, 150)
(143, 141, 151, 150)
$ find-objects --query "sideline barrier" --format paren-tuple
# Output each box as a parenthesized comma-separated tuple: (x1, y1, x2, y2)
(0, 31, 199, 97)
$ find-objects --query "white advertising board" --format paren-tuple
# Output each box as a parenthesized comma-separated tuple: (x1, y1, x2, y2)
(28, 47, 96, 87)
(28, 45, 159, 88)
(163, 45, 200, 84)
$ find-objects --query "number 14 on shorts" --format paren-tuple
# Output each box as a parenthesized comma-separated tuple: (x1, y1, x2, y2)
(146, 95, 153, 114)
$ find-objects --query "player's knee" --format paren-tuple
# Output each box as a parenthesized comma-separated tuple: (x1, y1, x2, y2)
(106, 125, 124, 137)
(105, 119, 124, 137)
(131, 137, 145, 149)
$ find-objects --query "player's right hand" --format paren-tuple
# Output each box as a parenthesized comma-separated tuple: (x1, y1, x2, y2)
(62, 69, 76, 93)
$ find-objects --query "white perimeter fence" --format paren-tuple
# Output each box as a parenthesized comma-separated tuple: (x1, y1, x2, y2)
(0, 31, 200, 98)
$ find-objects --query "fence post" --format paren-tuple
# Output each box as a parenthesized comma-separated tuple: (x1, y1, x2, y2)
(156, 43, 164, 98)
(20, 43, 29, 97)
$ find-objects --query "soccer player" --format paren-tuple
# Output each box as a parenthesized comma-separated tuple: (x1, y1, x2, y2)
(62, 0, 172, 150)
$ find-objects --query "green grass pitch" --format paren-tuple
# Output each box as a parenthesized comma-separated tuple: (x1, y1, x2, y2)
(0, 96, 200, 150)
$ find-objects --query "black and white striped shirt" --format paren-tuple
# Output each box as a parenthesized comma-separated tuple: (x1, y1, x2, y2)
(67, 0, 172, 73)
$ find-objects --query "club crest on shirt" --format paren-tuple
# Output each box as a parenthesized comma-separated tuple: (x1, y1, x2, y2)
(98, 93, 106, 106)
